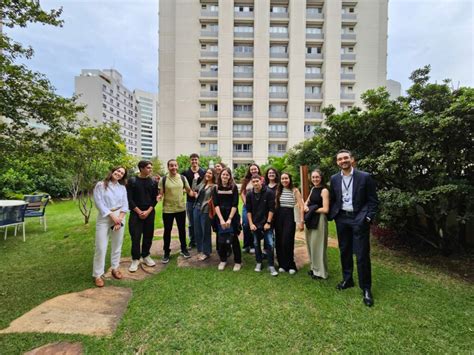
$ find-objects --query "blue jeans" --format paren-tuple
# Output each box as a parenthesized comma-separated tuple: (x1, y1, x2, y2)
(186, 201, 196, 246)
(242, 205, 253, 249)
(253, 229, 275, 266)
(193, 206, 212, 256)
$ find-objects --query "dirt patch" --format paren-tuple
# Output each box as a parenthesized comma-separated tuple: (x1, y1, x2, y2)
(149, 239, 181, 256)
(177, 249, 221, 268)
(103, 257, 167, 281)
(0, 287, 132, 336)
(25, 342, 83, 355)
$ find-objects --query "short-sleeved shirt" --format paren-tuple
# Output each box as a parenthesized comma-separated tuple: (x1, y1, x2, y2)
(159, 174, 190, 213)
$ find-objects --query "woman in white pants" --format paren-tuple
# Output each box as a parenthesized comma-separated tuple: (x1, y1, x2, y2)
(92, 166, 129, 287)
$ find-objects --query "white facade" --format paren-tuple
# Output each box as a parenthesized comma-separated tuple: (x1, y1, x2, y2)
(386, 79, 402, 99)
(75, 69, 140, 155)
(134, 89, 159, 159)
(159, 0, 389, 168)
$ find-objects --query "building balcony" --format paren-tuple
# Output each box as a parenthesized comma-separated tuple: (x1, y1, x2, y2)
(341, 33, 357, 41)
(270, 32, 289, 39)
(341, 73, 356, 81)
(270, 12, 289, 20)
(233, 92, 253, 98)
(269, 92, 288, 99)
(269, 72, 288, 79)
(233, 151, 253, 158)
(269, 111, 288, 118)
(306, 33, 324, 40)
(234, 72, 253, 79)
(234, 32, 254, 39)
(306, 53, 323, 60)
(270, 52, 289, 59)
(341, 93, 356, 100)
(233, 111, 253, 118)
(305, 93, 323, 100)
(341, 53, 356, 61)
(234, 12, 254, 19)
(306, 12, 324, 20)
(200, 71, 218, 78)
(200, 111, 218, 118)
(200, 91, 218, 98)
(234, 51, 254, 58)
(200, 10, 218, 18)
(201, 50, 218, 58)
(305, 112, 323, 119)
(268, 151, 286, 157)
(200, 131, 218, 138)
(200, 30, 218, 38)
(342, 13, 357, 22)
(233, 131, 253, 138)
(305, 73, 323, 80)
(269, 131, 288, 138)
(201, 150, 218, 157)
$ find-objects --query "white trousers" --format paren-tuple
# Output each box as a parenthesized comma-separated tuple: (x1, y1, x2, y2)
(92, 210, 125, 278)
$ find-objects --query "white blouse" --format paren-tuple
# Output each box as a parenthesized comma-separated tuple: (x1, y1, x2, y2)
(93, 181, 129, 218)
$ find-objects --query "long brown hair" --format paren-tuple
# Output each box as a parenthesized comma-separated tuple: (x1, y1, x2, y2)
(275, 172, 294, 208)
(103, 166, 127, 189)
(241, 163, 261, 191)
(218, 167, 235, 189)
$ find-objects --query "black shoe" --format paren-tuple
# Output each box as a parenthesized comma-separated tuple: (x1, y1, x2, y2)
(180, 250, 191, 259)
(311, 274, 324, 280)
(161, 254, 170, 264)
(362, 289, 374, 307)
(188, 244, 196, 250)
(336, 279, 355, 290)
(307, 270, 314, 277)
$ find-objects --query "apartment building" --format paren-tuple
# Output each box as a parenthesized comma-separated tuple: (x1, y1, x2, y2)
(75, 69, 140, 155)
(159, 0, 389, 168)
(134, 89, 159, 159)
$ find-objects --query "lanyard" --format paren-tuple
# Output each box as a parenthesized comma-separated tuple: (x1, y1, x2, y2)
(342, 176, 353, 194)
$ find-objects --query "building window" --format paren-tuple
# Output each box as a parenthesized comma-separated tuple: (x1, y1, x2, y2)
(234, 25, 253, 33)
(270, 45, 288, 54)
(306, 27, 322, 34)
(306, 66, 321, 74)
(305, 86, 321, 94)
(233, 85, 253, 93)
(234, 5, 253, 12)
(233, 143, 252, 152)
(307, 46, 322, 54)
(233, 104, 252, 112)
(270, 65, 288, 74)
(269, 124, 287, 132)
(234, 65, 253, 73)
(269, 26, 288, 33)
(269, 85, 287, 93)
(269, 104, 287, 112)
(271, 6, 287, 13)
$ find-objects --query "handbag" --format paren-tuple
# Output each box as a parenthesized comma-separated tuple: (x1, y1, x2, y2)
(208, 197, 216, 219)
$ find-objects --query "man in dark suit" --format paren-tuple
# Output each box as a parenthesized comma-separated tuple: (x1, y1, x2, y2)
(329, 149, 378, 307)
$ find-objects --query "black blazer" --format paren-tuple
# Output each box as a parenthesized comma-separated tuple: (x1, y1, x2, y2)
(328, 169, 378, 224)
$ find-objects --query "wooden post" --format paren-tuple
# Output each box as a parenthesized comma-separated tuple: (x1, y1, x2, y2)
(300, 165, 309, 200)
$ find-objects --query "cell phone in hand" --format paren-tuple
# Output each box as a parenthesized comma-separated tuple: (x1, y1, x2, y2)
(111, 223, 124, 230)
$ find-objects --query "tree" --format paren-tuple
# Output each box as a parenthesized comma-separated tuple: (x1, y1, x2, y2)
(288, 66, 473, 254)
(58, 124, 136, 224)
(175, 154, 222, 172)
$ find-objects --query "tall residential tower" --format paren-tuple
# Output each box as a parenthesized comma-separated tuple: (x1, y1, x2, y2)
(159, 0, 389, 168)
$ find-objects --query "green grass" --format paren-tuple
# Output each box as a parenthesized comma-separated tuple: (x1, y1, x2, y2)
(0, 200, 472, 353)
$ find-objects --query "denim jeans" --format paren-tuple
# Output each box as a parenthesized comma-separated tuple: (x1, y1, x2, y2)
(253, 229, 275, 266)
(242, 205, 253, 249)
(193, 206, 212, 256)
(186, 201, 196, 246)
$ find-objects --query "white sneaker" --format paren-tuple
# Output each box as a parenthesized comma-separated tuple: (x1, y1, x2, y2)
(278, 267, 286, 273)
(142, 255, 156, 267)
(249, 248, 256, 254)
(128, 259, 140, 272)
(269, 266, 279, 277)
(254, 263, 262, 272)
(233, 263, 242, 272)
(218, 262, 227, 271)
(289, 269, 296, 275)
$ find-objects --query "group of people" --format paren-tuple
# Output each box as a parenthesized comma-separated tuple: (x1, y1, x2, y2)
(92, 149, 378, 307)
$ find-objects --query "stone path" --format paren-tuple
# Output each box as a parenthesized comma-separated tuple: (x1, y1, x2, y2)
(25, 342, 83, 355)
(0, 287, 132, 336)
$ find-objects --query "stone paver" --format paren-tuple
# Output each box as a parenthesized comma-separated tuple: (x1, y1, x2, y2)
(25, 342, 83, 355)
(0, 287, 132, 336)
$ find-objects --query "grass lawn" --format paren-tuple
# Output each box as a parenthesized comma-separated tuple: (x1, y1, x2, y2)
(0, 200, 472, 353)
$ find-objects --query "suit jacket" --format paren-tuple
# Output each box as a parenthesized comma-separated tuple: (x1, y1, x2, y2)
(328, 169, 378, 224)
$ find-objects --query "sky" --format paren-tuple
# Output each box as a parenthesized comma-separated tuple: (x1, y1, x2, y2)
(5, 0, 473, 97)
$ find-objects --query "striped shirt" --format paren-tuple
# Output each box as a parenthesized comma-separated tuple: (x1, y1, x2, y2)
(279, 188, 296, 208)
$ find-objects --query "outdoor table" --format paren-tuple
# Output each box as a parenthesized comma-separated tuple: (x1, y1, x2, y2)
(0, 200, 28, 207)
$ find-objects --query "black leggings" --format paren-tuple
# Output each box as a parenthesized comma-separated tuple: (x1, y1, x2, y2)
(218, 234, 242, 263)
(162, 211, 187, 254)
(274, 207, 297, 271)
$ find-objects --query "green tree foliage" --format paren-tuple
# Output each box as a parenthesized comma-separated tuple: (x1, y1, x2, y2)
(288, 66, 473, 253)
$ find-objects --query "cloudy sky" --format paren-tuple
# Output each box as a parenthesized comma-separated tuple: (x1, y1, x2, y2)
(6, 0, 473, 97)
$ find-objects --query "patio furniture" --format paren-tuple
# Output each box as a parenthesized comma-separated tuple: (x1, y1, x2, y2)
(0, 200, 28, 242)
(23, 194, 50, 231)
